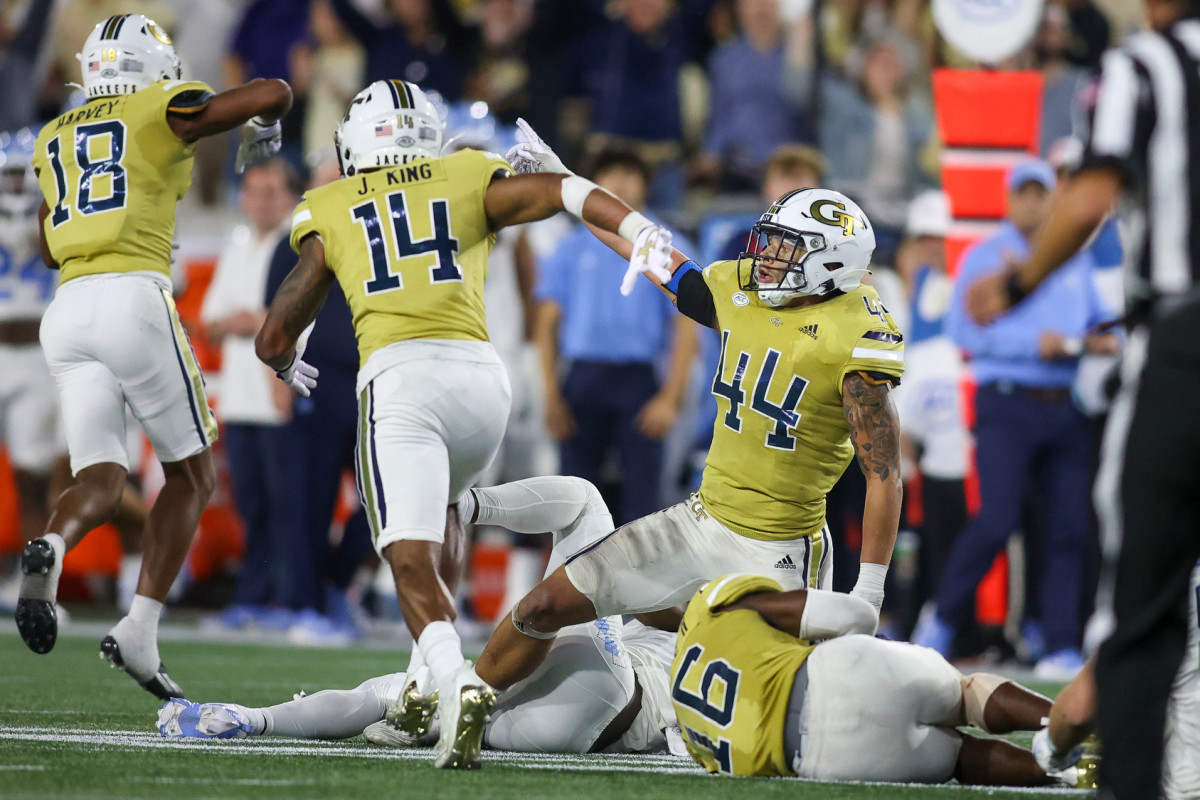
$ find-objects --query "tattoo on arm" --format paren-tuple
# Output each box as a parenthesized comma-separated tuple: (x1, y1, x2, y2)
(842, 372, 901, 482)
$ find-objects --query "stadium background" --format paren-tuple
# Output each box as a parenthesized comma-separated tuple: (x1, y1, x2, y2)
(0, 0, 1147, 669)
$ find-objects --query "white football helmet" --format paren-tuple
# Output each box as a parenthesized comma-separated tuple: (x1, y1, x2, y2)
(78, 14, 181, 99)
(740, 187, 875, 306)
(0, 127, 39, 219)
(335, 80, 444, 176)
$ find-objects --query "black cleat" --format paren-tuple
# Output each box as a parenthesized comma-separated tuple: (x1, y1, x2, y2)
(15, 539, 59, 654)
(99, 635, 184, 700)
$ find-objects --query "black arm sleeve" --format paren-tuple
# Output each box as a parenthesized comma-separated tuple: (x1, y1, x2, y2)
(676, 268, 717, 328)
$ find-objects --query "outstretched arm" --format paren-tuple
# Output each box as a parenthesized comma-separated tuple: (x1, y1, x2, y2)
(842, 372, 903, 610)
(255, 234, 334, 370)
(167, 78, 292, 143)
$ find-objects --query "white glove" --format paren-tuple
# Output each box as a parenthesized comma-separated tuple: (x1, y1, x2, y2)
(620, 225, 674, 296)
(1032, 728, 1084, 773)
(275, 323, 319, 397)
(235, 116, 282, 174)
(504, 118, 571, 175)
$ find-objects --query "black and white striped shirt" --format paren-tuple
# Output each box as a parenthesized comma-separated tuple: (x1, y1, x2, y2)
(1083, 19, 1200, 306)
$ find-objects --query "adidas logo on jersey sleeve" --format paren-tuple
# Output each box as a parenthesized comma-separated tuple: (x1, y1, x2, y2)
(798, 324, 819, 340)
(774, 555, 797, 570)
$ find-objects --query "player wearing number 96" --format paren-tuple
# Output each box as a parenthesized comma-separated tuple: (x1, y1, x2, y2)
(255, 79, 676, 771)
(470, 129, 905, 712)
(18, 13, 292, 699)
(672, 573, 1082, 786)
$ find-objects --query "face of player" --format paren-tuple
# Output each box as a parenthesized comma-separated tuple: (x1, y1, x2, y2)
(241, 164, 296, 235)
(756, 235, 806, 286)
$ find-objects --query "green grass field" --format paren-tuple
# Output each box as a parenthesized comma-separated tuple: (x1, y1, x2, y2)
(0, 632, 1088, 800)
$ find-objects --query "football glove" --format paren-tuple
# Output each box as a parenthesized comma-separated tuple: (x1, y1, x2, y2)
(275, 323, 319, 397)
(621, 225, 674, 296)
(505, 118, 570, 176)
(235, 116, 282, 174)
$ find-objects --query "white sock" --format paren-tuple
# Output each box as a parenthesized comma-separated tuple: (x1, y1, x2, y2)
(109, 595, 164, 680)
(417, 621, 464, 688)
(117, 554, 142, 615)
(407, 643, 425, 674)
(128, 594, 164, 626)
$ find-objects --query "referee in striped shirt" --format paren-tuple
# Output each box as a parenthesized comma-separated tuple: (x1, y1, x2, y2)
(969, 2, 1200, 796)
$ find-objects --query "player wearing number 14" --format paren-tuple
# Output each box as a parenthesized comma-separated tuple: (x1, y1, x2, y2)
(256, 79, 681, 770)
(17, 13, 292, 698)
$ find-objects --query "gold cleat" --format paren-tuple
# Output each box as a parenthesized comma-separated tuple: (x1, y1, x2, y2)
(433, 680, 496, 770)
(1076, 734, 1102, 790)
(1075, 756, 1100, 789)
(383, 678, 438, 746)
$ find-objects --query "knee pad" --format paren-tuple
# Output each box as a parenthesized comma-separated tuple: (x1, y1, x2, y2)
(961, 672, 1010, 732)
(511, 605, 557, 641)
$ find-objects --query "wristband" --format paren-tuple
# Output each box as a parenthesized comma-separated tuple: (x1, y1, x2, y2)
(851, 562, 888, 608)
(560, 174, 595, 219)
(617, 211, 653, 244)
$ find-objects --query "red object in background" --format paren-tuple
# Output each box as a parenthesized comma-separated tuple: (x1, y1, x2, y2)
(942, 164, 1011, 220)
(470, 542, 509, 621)
(932, 70, 1044, 150)
(976, 553, 1009, 626)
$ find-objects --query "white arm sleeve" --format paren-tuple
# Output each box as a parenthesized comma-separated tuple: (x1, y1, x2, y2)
(798, 590, 879, 640)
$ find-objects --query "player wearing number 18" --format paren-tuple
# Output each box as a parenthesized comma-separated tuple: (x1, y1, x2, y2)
(255, 79, 681, 770)
(17, 14, 292, 698)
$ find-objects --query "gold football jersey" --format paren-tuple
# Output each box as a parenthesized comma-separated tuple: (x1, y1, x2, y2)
(696, 261, 905, 541)
(290, 149, 513, 366)
(33, 80, 212, 283)
(673, 573, 815, 777)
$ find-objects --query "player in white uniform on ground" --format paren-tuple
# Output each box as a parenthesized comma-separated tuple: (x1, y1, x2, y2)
(157, 476, 679, 755)
(0, 127, 62, 548)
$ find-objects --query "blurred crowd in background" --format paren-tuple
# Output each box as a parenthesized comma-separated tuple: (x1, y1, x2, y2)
(0, 0, 1142, 676)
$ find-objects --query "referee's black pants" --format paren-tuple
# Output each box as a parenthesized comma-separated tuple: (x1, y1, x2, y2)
(1095, 296, 1200, 799)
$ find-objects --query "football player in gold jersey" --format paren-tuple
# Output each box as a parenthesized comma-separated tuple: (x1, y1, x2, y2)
(255, 80, 677, 769)
(16, 13, 292, 699)
(672, 573, 1075, 786)
(471, 125, 904, 695)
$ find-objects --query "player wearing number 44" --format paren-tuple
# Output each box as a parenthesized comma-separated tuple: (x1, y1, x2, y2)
(18, 14, 291, 698)
(443, 125, 905, 718)
(255, 80, 684, 770)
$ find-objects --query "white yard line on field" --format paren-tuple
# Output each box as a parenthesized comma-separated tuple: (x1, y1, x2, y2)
(0, 725, 1091, 794)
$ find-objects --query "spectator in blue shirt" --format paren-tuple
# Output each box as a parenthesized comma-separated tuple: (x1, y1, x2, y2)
(570, 0, 712, 208)
(329, 0, 473, 101)
(693, 0, 809, 191)
(912, 160, 1119, 679)
(534, 149, 698, 524)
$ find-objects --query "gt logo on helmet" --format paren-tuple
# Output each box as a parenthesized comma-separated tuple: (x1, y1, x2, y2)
(810, 199, 864, 237)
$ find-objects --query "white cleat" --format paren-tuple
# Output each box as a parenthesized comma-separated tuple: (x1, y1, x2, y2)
(433, 661, 496, 770)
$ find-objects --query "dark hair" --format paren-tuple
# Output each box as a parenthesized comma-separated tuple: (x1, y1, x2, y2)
(587, 148, 653, 186)
(243, 157, 304, 197)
